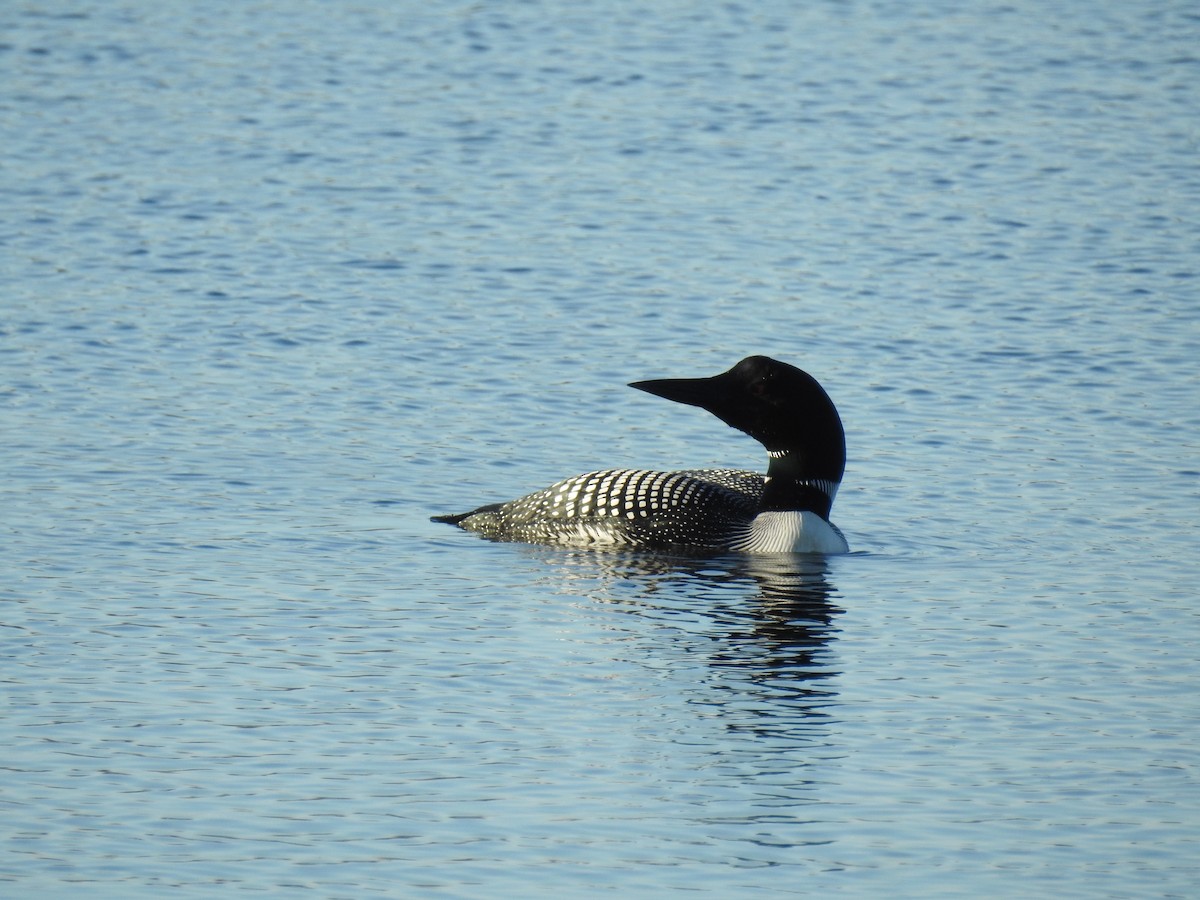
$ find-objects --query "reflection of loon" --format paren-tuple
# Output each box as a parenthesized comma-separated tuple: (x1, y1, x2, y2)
(432, 356, 849, 553)
(540, 550, 842, 719)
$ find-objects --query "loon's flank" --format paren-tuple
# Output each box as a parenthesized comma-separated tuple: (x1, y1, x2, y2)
(431, 356, 849, 554)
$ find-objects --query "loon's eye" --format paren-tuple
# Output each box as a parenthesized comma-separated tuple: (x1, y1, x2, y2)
(749, 378, 769, 397)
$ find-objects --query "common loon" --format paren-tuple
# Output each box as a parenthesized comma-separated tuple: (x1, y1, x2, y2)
(431, 356, 849, 554)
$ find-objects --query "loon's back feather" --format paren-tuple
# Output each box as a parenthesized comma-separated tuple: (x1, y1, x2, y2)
(445, 468, 764, 548)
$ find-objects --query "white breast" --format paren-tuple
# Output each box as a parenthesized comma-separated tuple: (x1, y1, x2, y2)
(732, 510, 850, 554)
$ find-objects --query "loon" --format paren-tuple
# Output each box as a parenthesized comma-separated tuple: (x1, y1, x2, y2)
(431, 355, 849, 554)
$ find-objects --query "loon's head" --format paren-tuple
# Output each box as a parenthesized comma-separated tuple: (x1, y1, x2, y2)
(630, 355, 845, 484)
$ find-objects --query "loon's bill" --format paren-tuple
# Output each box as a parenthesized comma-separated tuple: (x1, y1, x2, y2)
(432, 355, 849, 554)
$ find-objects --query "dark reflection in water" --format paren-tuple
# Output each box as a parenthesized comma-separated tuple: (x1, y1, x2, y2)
(526, 549, 843, 748)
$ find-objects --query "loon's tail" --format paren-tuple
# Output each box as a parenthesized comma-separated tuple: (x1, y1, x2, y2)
(431, 502, 503, 526)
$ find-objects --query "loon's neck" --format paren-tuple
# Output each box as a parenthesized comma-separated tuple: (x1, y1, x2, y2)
(761, 450, 839, 519)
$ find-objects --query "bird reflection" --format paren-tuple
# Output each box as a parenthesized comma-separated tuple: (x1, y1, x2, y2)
(523, 548, 843, 744)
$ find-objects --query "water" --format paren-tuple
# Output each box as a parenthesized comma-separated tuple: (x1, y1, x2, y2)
(3, 1, 1199, 896)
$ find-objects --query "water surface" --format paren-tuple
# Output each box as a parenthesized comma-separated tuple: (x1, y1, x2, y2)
(3, 1, 1199, 896)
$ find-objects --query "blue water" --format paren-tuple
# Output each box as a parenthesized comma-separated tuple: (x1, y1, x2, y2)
(3, 1, 1199, 896)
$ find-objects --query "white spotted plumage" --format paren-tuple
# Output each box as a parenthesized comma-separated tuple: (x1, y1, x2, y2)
(449, 468, 768, 549)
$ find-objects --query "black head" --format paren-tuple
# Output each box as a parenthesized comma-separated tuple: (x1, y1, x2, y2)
(630, 355, 845, 482)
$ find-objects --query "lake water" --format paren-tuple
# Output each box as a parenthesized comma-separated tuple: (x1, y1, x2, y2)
(3, 1, 1199, 896)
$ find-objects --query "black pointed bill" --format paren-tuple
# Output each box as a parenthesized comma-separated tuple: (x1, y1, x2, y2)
(628, 375, 724, 411)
